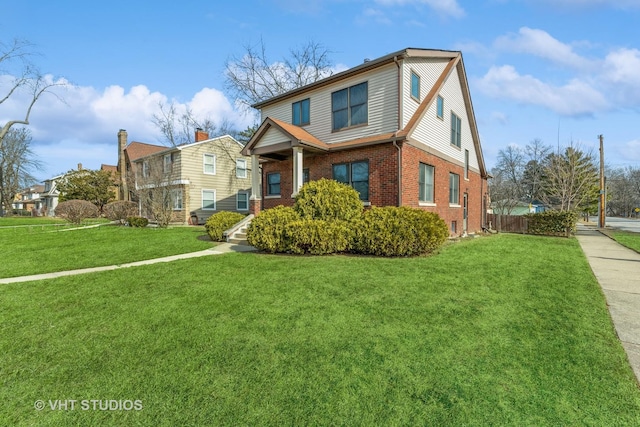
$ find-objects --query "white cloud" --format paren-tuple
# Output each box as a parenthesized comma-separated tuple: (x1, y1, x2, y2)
(494, 27, 593, 69)
(0, 78, 252, 180)
(476, 65, 609, 116)
(374, 0, 465, 18)
(602, 48, 640, 105)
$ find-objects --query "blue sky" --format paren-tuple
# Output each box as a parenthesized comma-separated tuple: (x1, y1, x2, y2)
(1, 0, 639, 181)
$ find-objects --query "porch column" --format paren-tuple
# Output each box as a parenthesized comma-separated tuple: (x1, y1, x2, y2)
(292, 146, 304, 197)
(249, 154, 262, 215)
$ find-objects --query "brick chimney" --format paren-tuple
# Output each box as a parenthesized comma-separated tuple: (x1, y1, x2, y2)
(117, 129, 129, 200)
(195, 128, 209, 142)
(77, 163, 82, 170)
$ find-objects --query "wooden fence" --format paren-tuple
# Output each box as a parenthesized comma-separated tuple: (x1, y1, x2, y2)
(487, 214, 528, 234)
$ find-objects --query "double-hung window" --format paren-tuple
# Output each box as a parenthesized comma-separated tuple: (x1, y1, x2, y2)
(202, 189, 216, 210)
(171, 188, 183, 210)
(164, 154, 172, 173)
(419, 163, 435, 203)
(332, 82, 368, 131)
(292, 98, 310, 126)
(332, 161, 369, 201)
(449, 173, 460, 205)
(451, 112, 461, 148)
(237, 191, 249, 211)
(203, 153, 216, 175)
(267, 173, 281, 196)
(236, 159, 247, 178)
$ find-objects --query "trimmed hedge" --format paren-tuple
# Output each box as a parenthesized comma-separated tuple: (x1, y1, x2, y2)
(247, 206, 301, 253)
(127, 217, 149, 228)
(294, 178, 363, 221)
(205, 211, 246, 242)
(285, 219, 353, 255)
(353, 206, 449, 257)
(525, 211, 577, 236)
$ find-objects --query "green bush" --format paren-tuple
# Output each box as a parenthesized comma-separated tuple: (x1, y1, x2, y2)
(525, 211, 577, 236)
(204, 211, 246, 242)
(127, 216, 149, 228)
(353, 206, 448, 257)
(294, 178, 363, 221)
(285, 219, 353, 255)
(247, 206, 300, 253)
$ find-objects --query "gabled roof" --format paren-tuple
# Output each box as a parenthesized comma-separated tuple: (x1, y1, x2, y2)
(101, 164, 117, 172)
(252, 48, 460, 109)
(124, 141, 166, 161)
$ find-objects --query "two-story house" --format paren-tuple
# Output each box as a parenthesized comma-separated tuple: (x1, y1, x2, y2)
(242, 48, 489, 236)
(132, 131, 252, 224)
(12, 185, 44, 215)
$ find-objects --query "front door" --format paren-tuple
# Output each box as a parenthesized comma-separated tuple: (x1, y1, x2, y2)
(463, 193, 468, 235)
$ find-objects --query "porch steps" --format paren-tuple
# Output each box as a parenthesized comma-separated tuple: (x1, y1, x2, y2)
(223, 215, 254, 246)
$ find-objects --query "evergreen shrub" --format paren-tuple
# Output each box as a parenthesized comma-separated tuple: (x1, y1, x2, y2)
(246, 206, 300, 253)
(204, 211, 246, 241)
(127, 217, 149, 228)
(294, 178, 363, 221)
(285, 219, 353, 255)
(353, 206, 448, 257)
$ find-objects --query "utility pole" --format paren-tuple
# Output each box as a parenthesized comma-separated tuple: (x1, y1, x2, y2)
(598, 134, 605, 229)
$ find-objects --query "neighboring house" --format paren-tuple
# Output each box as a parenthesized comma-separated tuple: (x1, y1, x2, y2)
(40, 175, 63, 217)
(12, 185, 45, 215)
(492, 200, 546, 216)
(242, 47, 489, 236)
(131, 131, 251, 224)
(116, 129, 168, 202)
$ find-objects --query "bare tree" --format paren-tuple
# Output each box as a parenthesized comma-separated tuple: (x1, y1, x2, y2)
(152, 101, 241, 147)
(489, 145, 525, 213)
(522, 139, 551, 202)
(134, 156, 181, 227)
(224, 39, 334, 111)
(542, 143, 598, 212)
(0, 39, 65, 151)
(606, 166, 640, 217)
(0, 127, 41, 216)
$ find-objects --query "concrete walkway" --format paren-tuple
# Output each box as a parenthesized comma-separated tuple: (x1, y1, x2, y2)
(0, 242, 256, 285)
(575, 223, 640, 384)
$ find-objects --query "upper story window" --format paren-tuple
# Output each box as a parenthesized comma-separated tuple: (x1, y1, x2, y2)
(142, 160, 150, 178)
(331, 82, 368, 131)
(203, 153, 216, 175)
(332, 160, 369, 201)
(292, 98, 310, 126)
(411, 71, 420, 101)
(163, 154, 172, 173)
(236, 159, 247, 179)
(436, 95, 444, 119)
(451, 112, 461, 148)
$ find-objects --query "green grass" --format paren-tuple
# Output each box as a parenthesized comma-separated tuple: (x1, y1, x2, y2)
(1, 234, 639, 426)
(0, 224, 214, 278)
(0, 216, 67, 226)
(609, 230, 640, 253)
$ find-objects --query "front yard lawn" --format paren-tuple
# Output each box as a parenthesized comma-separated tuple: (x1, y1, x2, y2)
(1, 234, 639, 425)
(0, 224, 213, 278)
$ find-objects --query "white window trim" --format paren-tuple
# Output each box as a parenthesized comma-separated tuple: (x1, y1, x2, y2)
(171, 188, 183, 211)
(203, 153, 216, 175)
(436, 95, 444, 120)
(142, 161, 150, 178)
(236, 159, 247, 179)
(202, 189, 216, 211)
(410, 70, 420, 102)
(236, 191, 249, 211)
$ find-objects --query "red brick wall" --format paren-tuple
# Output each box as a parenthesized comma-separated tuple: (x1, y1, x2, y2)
(259, 142, 487, 236)
(401, 143, 487, 235)
(261, 143, 400, 209)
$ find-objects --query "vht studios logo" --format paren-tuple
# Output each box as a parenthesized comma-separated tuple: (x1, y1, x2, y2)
(34, 399, 143, 411)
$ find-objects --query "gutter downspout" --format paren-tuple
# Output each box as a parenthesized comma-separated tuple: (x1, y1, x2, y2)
(393, 55, 402, 207)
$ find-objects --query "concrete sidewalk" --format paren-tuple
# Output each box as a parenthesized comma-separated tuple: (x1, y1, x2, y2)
(0, 242, 256, 285)
(575, 223, 640, 384)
